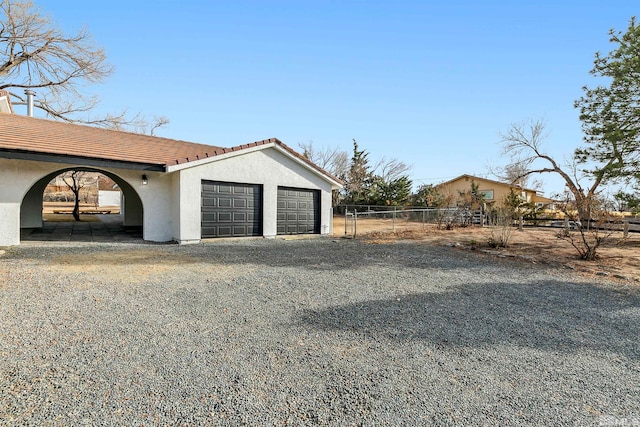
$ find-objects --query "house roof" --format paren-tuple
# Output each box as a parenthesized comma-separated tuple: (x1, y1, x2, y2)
(438, 174, 540, 194)
(0, 113, 225, 167)
(0, 113, 341, 184)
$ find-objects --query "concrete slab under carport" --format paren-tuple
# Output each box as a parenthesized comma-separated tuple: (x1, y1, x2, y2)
(20, 214, 143, 243)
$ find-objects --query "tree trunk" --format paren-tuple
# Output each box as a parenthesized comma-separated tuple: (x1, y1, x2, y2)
(72, 188, 81, 221)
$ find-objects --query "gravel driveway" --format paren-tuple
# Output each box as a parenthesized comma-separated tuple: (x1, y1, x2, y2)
(1, 238, 638, 426)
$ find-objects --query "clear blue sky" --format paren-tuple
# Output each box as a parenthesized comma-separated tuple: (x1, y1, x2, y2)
(29, 0, 639, 195)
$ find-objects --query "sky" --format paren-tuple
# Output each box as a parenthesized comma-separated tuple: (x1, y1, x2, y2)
(24, 0, 640, 196)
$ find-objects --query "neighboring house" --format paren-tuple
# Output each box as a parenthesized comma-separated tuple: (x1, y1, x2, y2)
(0, 113, 342, 246)
(436, 174, 554, 209)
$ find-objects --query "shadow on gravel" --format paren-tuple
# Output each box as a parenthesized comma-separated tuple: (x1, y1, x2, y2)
(298, 280, 640, 359)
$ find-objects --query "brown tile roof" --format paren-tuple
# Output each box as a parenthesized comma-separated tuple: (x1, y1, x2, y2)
(0, 113, 225, 167)
(0, 114, 342, 184)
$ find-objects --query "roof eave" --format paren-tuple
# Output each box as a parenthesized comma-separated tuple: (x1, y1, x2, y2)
(0, 148, 166, 171)
(438, 174, 539, 193)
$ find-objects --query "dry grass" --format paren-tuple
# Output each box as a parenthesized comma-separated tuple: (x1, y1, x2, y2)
(48, 249, 249, 284)
(43, 213, 100, 222)
(332, 216, 640, 282)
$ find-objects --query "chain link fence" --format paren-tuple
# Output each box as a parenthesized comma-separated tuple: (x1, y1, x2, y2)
(334, 206, 484, 238)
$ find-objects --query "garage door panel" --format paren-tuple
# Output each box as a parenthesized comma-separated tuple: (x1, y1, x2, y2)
(218, 212, 232, 221)
(233, 212, 247, 222)
(233, 199, 247, 209)
(201, 181, 262, 238)
(216, 226, 232, 237)
(277, 187, 320, 235)
(218, 198, 232, 208)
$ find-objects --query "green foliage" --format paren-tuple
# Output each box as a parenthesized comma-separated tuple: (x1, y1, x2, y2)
(341, 139, 413, 206)
(457, 180, 485, 210)
(504, 189, 523, 212)
(411, 184, 447, 207)
(614, 190, 640, 214)
(575, 17, 640, 183)
(501, 189, 540, 219)
(500, 18, 640, 261)
(343, 139, 373, 205)
(369, 176, 412, 206)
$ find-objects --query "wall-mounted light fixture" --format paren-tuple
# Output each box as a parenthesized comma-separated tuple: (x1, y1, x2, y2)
(142, 174, 148, 185)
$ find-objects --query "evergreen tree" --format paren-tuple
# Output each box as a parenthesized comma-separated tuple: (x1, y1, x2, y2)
(370, 176, 412, 206)
(411, 184, 447, 207)
(343, 139, 373, 204)
(575, 17, 640, 183)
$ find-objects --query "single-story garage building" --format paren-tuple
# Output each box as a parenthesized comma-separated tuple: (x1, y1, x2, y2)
(0, 112, 342, 246)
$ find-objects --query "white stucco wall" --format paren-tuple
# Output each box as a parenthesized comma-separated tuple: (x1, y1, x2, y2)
(0, 158, 174, 246)
(0, 202, 20, 246)
(0, 158, 55, 245)
(98, 190, 121, 207)
(174, 146, 335, 242)
(0, 146, 338, 246)
(134, 171, 175, 241)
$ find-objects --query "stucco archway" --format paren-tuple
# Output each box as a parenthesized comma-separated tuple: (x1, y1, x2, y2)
(20, 167, 144, 238)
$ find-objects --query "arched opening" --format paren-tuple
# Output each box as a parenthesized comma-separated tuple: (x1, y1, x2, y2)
(20, 167, 144, 242)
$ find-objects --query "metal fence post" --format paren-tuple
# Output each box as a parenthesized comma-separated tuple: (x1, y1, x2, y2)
(354, 209, 358, 238)
(344, 209, 347, 237)
(393, 206, 396, 232)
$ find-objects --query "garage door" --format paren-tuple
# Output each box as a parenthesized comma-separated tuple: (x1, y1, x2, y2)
(201, 181, 262, 238)
(277, 187, 320, 235)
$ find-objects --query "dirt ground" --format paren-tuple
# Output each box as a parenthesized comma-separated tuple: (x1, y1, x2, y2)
(333, 216, 640, 283)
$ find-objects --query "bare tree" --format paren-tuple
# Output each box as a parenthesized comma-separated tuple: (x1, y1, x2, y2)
(494, 162, 542, 190)
(500, 119, 617, 260)
(61, 171, 91, 221)
(298, 141, 349, 179)
(501, 120, 600, 220)
(0, 0, 151, 129)
(149, 116, 169, 136)
(299, 140, 413, 206)
(372, 157, 412, 183)
(551, 190, 619, 260)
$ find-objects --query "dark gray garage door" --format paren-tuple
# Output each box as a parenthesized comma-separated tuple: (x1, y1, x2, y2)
(201, 181, 262, 238)
(277, 187, 320, 235)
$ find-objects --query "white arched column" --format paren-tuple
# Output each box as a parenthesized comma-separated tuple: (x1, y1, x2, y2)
(0, 158, 165, 246)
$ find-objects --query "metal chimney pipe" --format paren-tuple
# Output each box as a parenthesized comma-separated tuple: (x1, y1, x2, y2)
(24, 89, 35, 117)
